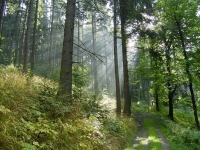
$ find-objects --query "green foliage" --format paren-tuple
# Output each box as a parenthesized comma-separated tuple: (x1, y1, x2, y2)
(0, 66, 135, 150)
(16, 118, 59, 150)
(153, 107, 200, 150)
(57, 116, 108, 150)
(163, 119, 200, 150)
(48, 68, 60, 82)
(73, 65, 90, 87)
(103, 118, 127, 136)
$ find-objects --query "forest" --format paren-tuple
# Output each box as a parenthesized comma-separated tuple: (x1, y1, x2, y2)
(0, 0, 200, 149)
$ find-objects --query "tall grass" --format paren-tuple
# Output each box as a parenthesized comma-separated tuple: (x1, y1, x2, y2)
(0, 66, 137, 150)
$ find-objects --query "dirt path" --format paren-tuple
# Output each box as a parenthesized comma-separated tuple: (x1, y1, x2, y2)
(133, 111, 169, 150)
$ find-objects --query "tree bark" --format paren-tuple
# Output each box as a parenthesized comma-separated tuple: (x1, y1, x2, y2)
(0, 0, 6, 41)
(31, 0, 39, 71)
(13, 1, 21, 66)
(48, 0, 55, 73)
(19, 3, 28, 65)
(92, 10, 98, 95)
(113, 0, 121, 115)
(167, 80, 176, 121)
(175, 17, 200, 129)
(154, 57, 160, 112)
(58, 0, 76, 103)
(23, 0, 34, 73)
(77, 1, 80, 63)
(119, 0, 131, 116)
(164, 38, 176, 120)
(155, 88, 159, 111)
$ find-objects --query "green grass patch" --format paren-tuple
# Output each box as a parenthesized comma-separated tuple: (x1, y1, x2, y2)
(144, 118, 162, 150)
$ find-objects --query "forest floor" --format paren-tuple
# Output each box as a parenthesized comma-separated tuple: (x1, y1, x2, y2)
(133, 111, 170, 150)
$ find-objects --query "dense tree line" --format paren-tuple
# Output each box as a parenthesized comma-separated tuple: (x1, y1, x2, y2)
(133, 0, 200, 128)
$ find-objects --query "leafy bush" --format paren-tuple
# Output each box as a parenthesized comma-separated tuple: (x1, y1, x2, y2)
(103, 118, 127, 136)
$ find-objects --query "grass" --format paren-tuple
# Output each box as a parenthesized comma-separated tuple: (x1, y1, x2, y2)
(0, 65, 137, 150)
(121, 117, 137, 150)
(144, 118, 162, 150)
(125, 103, 164, 150)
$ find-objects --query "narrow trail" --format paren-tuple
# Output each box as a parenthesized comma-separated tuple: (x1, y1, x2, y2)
(133, 111, 148, 150)
(133, 111, 170, 150)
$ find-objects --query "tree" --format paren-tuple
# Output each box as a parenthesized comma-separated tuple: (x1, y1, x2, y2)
(31, 0, 39, 71)
(153, 0, 200, 127)
(92, 9, 99, 95)
(119, 0, 131, 115)
(113, 0, 121, 114)
(23, 0, 34, 73)
(162, 27, 177, 120)
(0, 0, 6, 41)
(48, 0, 55, 73)
(175, 16, 199, 128)
(58, 0, 76, 103)
(19, 2, 28, 65)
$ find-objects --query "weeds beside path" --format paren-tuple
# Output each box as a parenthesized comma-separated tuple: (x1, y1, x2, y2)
(133, 111, 169, 150)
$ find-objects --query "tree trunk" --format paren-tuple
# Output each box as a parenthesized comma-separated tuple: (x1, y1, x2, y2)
(153, 56, 160, 112)
(0, 0, 6, 41)
(165, 39, 175, 120)
(167, 81, 176, 121)
(23, 0, 34, 73)
(155, 88, 159, 111)
(113, 0, 121, 115)
(58, 0, 76, 103)
(19, 3, 28, 65)
(175, 17, 200, 129)
(77, 1, 80, 63)
(31, 0, 39, 71)
(13, 1, 21, 66)
(119, 0, 131, 116)
(92, 10, 98, 95)
(48, 0, 55, 73)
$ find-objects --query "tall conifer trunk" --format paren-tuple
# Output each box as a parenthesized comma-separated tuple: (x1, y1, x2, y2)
(31, 0, 39, 71)
(13, 1, 21, 66)
(58, 0, 76, 102)
(0, 0, 6, 41)
(113, 0, 121, 115)
(119, 0, 131, 116)
(19, 3, 28, 65)
(48, 0, 55, 72)
(92, 10, 98, 95)
(77, 1, 80, 63)
(23, 0, 34, 73)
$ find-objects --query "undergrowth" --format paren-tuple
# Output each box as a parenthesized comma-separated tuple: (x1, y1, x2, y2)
(0, 66, 136, 150)
(158, 116, 200, 150)
(155, 107, 200, 150)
